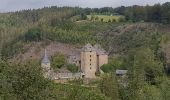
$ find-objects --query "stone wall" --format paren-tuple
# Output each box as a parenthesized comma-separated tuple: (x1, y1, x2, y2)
(68, 55, 80, 66)
(41, 63, 51, 71)
(42, 43, 108, 80)
(98, 54, 108, 68)
(43, 69, 83, 80)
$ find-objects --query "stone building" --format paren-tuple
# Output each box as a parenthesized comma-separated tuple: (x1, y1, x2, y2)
(81, 44, 98, 78)
(41, 43, 108, 80)
(69, 43, 108, 78)
(41, 50, 51, 78)
(41, 50, 83, 80)
(68, 55, 80, 67)
(81, 44, 108, 78)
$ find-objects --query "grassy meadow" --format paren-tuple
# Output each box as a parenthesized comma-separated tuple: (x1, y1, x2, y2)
(87, 15, 125, 22)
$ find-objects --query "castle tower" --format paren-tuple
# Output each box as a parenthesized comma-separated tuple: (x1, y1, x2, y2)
(41, 49, 51, 71)
(94, 44, 108, 71)
(81, 43, 97, 78)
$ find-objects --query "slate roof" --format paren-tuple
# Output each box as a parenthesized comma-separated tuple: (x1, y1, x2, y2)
(42, 50, 50, 64)
(81, 43, 108, 55)
(116, 70, 128, 75)
(82, 43, 95, 52)
(94, 44, 107, 55)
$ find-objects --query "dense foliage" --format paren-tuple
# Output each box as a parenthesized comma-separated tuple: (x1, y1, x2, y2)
(24, 28, 43, 42)
(67, 64, 79, 73)
(114, 2, 170, 24)
(51, 53, 66, 69)
(0, 60, 110, 100)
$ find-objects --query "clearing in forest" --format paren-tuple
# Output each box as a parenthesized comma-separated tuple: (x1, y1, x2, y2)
(87, 15, 124, 22)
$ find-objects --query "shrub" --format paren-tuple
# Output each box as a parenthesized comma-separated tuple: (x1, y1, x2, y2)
(51, 53, 66, 69)
(108, 19, 111, 22)
(67, 64, 78, 73)
(101, 64, 114, 73)
(80, 13, 87, 20)
(112, 19, 116, 22)
(24, 28, 42, 42)
(118, 17, 125, 22)
(101, 18, 104, 22)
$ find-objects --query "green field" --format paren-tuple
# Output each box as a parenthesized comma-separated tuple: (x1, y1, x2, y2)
(87, 15, 125, 22)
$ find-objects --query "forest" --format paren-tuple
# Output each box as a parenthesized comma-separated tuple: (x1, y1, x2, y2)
(0, 2, 170, 100)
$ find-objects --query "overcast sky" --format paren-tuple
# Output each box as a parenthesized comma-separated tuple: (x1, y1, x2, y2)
(1, 0, 170, 12)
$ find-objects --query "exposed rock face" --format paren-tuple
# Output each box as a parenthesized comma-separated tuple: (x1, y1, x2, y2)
(10, 42, 80, 63)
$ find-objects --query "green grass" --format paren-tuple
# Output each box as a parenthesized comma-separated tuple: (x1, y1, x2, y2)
(87, 15, 124, 22)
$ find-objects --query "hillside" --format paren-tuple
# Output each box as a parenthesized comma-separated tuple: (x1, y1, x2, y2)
(6, 22, 170, 65)
(0, 5, 170, 100)
(9, 42, 81, 63)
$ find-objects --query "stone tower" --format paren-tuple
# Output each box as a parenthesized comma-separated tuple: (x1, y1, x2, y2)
(41, 49, 51, 72)
(94, 44, 108, 71)
(81, 44, 97, 78)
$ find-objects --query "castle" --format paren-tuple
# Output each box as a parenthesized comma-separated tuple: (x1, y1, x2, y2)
(41, 43, 108, 79)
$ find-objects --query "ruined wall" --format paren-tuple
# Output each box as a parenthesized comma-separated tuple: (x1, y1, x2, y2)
(68, 55, 80, 67)
(41, 63, 52, 79)
(41, 63, 51, 71)
(81, 51, 97, 78)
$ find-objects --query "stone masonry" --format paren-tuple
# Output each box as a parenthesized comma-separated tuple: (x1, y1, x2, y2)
(41, 43, 108, 80)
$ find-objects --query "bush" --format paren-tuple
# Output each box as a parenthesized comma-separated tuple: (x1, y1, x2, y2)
(101, 57, 125, 73)
(0, 61, 52, 100)
(51, 53, 66, 69)
(80, 13, 87, 20)
(101, 64, 114, 73)
(112, 19, 116, 22)
(118, 17, 125, 22)
(101, 18, 104, 22)
(24, 28, 42, 42)
(108, 19, 111, 22)
(1, 40, 23, 60)
(67, 64, 78, 73)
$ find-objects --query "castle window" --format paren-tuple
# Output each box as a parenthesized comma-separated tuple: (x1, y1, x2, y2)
(90, 67, 92, 69)
(90, 55, 91, 57)
(90, 59, 91, 61)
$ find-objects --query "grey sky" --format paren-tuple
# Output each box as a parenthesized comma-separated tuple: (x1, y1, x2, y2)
(0, 0, 170, 12)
